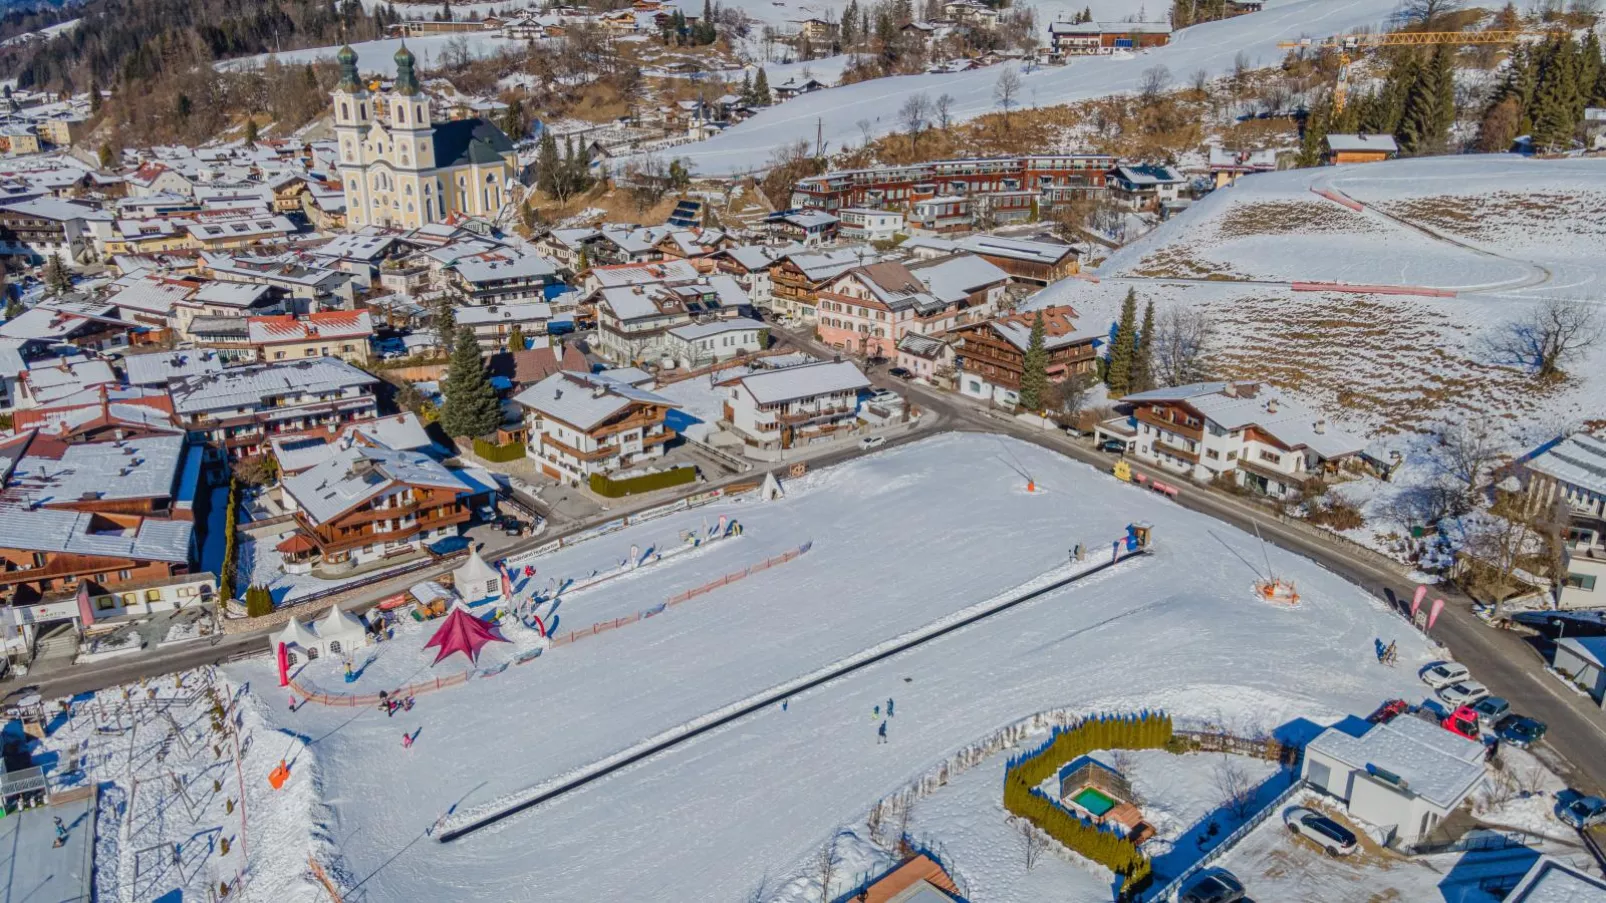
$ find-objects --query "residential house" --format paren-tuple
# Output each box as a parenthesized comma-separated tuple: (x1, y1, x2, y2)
(200, 252, 355, 312)
(814, 255, 1007, 358)
(772, 77, 827, 101)
(951, 305, 1100, 407)
(0, 431, 199, 522)
(1506, 857, 1606, 902)
(488, 343, 590, 393)
(1323, 134, 1399, 165)
(766, 209, 840, 247)
(1208, 146, 1279, 189)
(907, 196, 973, 235)
(122, 349, 225, 388)
(837, 208, 905, 242)
(720, 360, 870, 450)
(710, 244, 796, 308)
(0, 197, 112, 264)
(169, 357, 380, 460)
(1101, 381, 1366, 499)
(124, 163, 194, 198)
(1302, 714, 1486, 847)
(950, 234, 1079, 284)
(791, 154, 1115, 214)
(1552, 637, 1606, 709)
(456, 301, 553, 352)
(1106, 164, 1188, 211)
(594, 274, 749, 364)
(0, 508, 194, 605)
(770, 247, 876, 320)
(1520, 432, 1606, 610)
(665, 317, 767, 367)
(1047, 20, 1172, 56)
(247, 311, 375, 366)
(447, 250, 560, 304)
(944, 0, 1000, 26)
(514, 370, 676, 481)
(276, 439, 472, 573)
(895, 331, 952, 382)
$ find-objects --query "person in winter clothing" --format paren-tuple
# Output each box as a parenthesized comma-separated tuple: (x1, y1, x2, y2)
(877, 721, 888, 744)
(402, 732, 414, 749)
(873, 705, 880, 720)
(887, 698, 894, 717)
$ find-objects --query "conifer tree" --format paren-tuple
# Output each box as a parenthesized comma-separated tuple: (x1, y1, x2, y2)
(43, 253, 70, 295)
(1531, 38, 1581, 152)
(841, 0, 858, 46)
(739, 71, 753, 105)
(753, 67, 771, 105)
(1396, 46, 1451, 155)
(1018, 311, 1048, 412)
(1106, 289, 1138, 397)
(440, 325, 502, 439)
(1132, 300, 1156, 393)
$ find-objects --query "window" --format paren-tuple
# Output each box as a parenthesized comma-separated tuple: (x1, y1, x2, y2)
(31, 552, 45, 568)
(146, 589, 161, 602)
(306, 646, 320, 660)
(1566, 573, 1598, 592)
(96, 596, 116, 611)
(329, 640, 343, 654)
(1567, 527, 1596, 547)
(121, 592, 136, 606)
(118, 569, 133, 580)
(1227, 451, 1239, 460)
(1259, 450, 1281, 464)
(341, 102, 350, 119)
(1205, 449, 1220, 460)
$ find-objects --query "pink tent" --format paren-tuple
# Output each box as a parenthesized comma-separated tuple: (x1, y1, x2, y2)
(423, 604, 507, 666)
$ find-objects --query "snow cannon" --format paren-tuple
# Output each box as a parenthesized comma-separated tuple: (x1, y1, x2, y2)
(268, 760, 290, 790)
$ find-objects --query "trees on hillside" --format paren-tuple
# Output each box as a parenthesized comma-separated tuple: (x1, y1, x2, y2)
(1105, 290, 1139, 397)
(1018, 311, 1048, 412)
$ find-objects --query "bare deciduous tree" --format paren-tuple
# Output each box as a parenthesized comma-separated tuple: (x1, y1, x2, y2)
(857, 117, 874, 146)
(1190, 67, 1211, 95)
(935, 93, 955, 131)
(994, 68, 1022, 130)
(1488, 297, 1603, 381)
(1046, 371, 1095, 423)
(1139, 65, 1172, 104)
(1457, 493, 1546, 602)
(814, 834, 840, 902)
(1433, 419, 1505, 510)
(1153, 307, 1214, 387)
(1213, 756, 1256, 819)
(1397, 0, 1463, 25)
(1012, 816, 1049, 870)
(899, 92, 932, 153)
(1232, 50, 1252, 95)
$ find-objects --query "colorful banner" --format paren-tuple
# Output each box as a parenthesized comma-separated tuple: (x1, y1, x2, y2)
(1428, 597, 1445, 630)
(1410, 585, 1427, 620)
(686, 488, 725, 508)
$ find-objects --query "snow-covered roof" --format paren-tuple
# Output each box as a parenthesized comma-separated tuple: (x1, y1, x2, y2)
(0, 196, 111, 222)
(277, 616, 320, 648)
(1305, 715, 1486, 810)
(1049, 20, 1172, 34)
(1325, 134, 1399, 153)
(909, 254, 1009, 303)
(668, 317, 765, 341)
(455, 302, 552, 326)
(4, 433, 185, 507)
(1505, 856, 1606, 903)
(1525, 433, 1606, 497)
(246, 311, 373, 345)
(954, 234, 1076, 266)
(730, 360, 869, 405)
(0, 507, 191, 563)
(316, 604, 368, 641)
(988, 306, 1103, 352)
(170, 358, 377, 414)
(452, 252, 558, 284)
(897, 331, 948, 359)
(282, 442, 470, 525)
(514, 370, 673, 430)
(122, 350, 225, 387)
(193, 281, 272, 308)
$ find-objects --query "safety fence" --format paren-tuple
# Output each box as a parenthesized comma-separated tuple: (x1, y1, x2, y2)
(1140, 778, 1307, 903)
(289, 542, 813, 707)
(500, 482, 751, 571)
(547, 540, 812, 648)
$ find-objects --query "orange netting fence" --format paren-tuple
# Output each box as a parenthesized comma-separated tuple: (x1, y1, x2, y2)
(290, 541, 813, 708)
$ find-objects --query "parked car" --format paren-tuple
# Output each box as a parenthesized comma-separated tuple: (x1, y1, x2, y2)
(427, 536, 471, 556)
(888, 366, 913, 379)
(866, 388, 900, 405)
(1367, 699, 1410, 724)
(1559, 796, 1606, 829)
(1284, 806, 1359, 856)
(499, 515, 524, 536)
(1420, 661, 1470, 690)
(1179, 869, 1246, 903)
(476, 502, 498, 521)
(1471, 697, 1510, 731)
(1438, 680, 1490, 707)
(860, 435, 886, 450)
(1097, 438, 1128, 454)
(1497, 715, 1547, 749)
(1441, 705, 1481, 741)
(1510, 610, 1606, 638)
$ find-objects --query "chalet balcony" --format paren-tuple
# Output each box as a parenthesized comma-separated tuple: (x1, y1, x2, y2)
(775, 405, 855, 426)
(540, 431, 621, 463)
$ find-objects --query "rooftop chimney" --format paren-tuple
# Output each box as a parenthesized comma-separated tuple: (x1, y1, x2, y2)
(1266, 398, 1279, 414)
(1314, 419, 1326, 434)
(1223, 383, 1238, 397)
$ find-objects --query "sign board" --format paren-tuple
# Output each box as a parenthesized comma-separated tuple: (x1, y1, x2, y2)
(10, 599, 81, 626)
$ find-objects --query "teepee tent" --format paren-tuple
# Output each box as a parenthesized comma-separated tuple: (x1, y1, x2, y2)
(453, 547, 500, 603)
(422, 603, 507, 666)
(316, 605, 369, 656)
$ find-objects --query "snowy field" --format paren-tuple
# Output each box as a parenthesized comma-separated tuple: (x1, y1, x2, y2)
(672, 0, 1400, 173)
(229, 432, 1459, 901)
(1032, 155, 1606, 440)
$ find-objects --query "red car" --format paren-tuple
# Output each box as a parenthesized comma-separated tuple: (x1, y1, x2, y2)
(1442, 705, 1481, 741)
(1367, 699, 1410, 724)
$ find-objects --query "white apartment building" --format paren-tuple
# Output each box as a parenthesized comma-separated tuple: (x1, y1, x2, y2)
(837, 208, 905, 242)
(665, 317, 766, 367)
(720, 360, 870, 450)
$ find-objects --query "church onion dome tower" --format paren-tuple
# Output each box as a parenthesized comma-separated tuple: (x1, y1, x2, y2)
(393, 42, 422, 96)
(335, 44, 362, 93)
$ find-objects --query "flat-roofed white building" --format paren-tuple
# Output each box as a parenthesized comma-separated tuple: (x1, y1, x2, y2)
(719, 359, 869, 450)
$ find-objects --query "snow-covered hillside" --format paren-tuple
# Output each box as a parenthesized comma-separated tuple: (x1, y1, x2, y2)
(672, 0, 1398, 174)
(234, 433, 1445, 902)
(218, 33, 519, 77)
(1030, 156, 1606, 442)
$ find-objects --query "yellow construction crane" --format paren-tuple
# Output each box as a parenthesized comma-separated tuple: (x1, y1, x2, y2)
(1279, 30, 1549, 112)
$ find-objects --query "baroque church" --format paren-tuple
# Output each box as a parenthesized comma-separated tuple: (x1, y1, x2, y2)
(331, 43, 518, 230)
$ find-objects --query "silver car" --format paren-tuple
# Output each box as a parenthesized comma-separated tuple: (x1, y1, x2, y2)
(1284, 806, 1359, 856)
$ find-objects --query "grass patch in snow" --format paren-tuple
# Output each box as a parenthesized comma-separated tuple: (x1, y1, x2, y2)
(1216, 201, 1383, 238)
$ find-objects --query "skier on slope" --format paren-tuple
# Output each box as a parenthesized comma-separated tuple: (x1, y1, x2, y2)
(878, 721, 888, 744)
(873, 704, 880, 720)
(887, 698, 895, 717)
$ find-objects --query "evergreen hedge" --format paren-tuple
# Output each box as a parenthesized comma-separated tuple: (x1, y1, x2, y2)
(588, 466, 697, 498)
(220, 477, 239, 601)
(1002, 712, 1172, 898)
(472, 438, 527, 463)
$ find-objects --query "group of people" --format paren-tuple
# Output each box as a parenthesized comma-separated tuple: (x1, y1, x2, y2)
(377, 692, 415, 718)
(874, 698, 895, 744)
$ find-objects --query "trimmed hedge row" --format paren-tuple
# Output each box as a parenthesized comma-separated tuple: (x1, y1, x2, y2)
(220, 476, 239, 601)
(473, 438, 527, 463)
(1003, 712, 1172, 898)
(588, 465, 698, 498)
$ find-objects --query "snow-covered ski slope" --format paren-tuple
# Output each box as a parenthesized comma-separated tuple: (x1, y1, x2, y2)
(673, 0, 1398, 175)
(237, 433, 1444, 902)
(1028, 156, 1606, 439)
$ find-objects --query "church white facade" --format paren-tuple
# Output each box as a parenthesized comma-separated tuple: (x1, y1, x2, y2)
(331, 43, 519, 231)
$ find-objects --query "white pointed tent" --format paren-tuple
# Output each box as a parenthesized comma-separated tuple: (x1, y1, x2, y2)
(316, 605, 370, 657)
(453, 547, 501, 603)
(274, 616, 323, 665)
